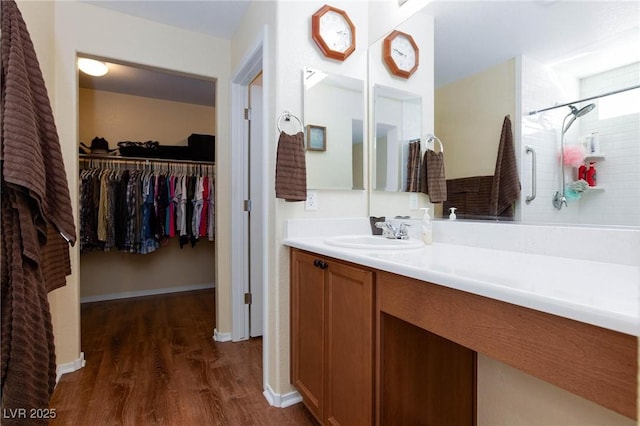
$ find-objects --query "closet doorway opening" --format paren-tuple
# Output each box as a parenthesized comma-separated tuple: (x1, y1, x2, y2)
(77, 55, 218, 339)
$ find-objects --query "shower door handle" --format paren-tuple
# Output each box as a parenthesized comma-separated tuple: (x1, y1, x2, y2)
(525, 145, 536, 204)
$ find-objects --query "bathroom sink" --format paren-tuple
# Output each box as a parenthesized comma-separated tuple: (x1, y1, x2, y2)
(324, 235, 424, 250)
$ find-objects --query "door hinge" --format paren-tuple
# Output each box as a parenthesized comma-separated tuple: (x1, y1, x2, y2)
(243, 199, 252, 212)
(244, 292, 252, 305)
(244, 107, 252, 120)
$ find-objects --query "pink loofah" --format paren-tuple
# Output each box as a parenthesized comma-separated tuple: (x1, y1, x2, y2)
(563, 145, 586, 167)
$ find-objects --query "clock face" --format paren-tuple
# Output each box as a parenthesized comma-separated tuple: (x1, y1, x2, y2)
(383, 30, 419, 78)
(319, 11, 353, 53)
(312, 5, 356, 61)
(390, 34, 416, 72)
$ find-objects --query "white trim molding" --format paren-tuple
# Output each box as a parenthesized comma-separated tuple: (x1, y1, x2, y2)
(213, 328, 232, 342)
(56, 352, 86, 384)
(263, 384, 303, 408)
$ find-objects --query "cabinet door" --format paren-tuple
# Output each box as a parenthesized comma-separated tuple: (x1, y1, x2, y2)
(290, 249, 325, 422)
(324, 260, 374, 426)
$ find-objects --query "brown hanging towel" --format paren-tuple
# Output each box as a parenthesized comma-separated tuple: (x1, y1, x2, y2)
(490, 115, 521, 217)
(275, 131, 307, 201)
(421, 150, 447, 203)
(406, 139, 422, 192)
(1, 0, 77, 422)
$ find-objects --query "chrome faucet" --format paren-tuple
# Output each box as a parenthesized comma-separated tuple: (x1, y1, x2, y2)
(375, 222, 410, 240)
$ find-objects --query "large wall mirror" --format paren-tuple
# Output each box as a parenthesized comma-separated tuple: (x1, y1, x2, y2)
(368, 9, 434, 219)
(303, 67, 365, 190)
(373, 85, 421, 192)
(369, 1, 639, 228)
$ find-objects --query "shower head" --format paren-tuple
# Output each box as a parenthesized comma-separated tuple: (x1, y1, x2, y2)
(563, 103, 596, 134)
(570, 103, 596, 118)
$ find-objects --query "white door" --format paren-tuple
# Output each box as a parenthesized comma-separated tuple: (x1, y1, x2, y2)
(248, 73, 264, 337)
(230, 37, 265, 344)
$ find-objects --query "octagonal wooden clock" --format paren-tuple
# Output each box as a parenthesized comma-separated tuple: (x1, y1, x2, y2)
(312, 4, 356, 61)
(383, 30, 419, 79)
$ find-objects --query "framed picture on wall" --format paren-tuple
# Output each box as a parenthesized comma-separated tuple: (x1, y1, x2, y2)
(306, 125, 326, 152)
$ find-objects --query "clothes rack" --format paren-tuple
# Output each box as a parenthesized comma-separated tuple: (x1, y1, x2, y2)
(80, 153, 215, 169)
(80, 154, 215, 178)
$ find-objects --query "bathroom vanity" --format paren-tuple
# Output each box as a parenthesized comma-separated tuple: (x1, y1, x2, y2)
(285, 218, 638, 425)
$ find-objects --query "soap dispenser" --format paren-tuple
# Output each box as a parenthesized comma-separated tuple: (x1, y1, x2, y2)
(449, 207, 457, 220)
(419, 207, 433, 244)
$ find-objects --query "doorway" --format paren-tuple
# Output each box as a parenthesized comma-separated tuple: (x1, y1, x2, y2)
(77, 56, 217, 306)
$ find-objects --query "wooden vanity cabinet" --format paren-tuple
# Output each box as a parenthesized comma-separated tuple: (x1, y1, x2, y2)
(290, 249, 374, 426)
(290, 247, 636, 423)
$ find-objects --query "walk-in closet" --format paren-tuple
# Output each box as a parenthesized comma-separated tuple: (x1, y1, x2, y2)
(78, 58, 217, 305)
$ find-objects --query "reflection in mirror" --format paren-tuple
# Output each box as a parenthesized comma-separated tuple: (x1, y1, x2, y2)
(373, 85, 422, 192)
(303, 67, 364, 190)
(421, 1, 640, 227)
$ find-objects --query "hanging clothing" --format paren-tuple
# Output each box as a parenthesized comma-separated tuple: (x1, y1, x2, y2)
(207, 178, 215, 241)
(200, 177, 210, 238)
(78, 161, 215, 254)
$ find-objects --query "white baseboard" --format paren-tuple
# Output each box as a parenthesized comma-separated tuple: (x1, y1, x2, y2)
(56, 352, 86, 384)
(213, 328, 232, 342)
(263, 384, 303, 408)
(80, 282, 215, 303)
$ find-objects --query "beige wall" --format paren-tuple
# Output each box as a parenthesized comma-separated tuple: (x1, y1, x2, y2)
(79, 88, 215, 147)
(478, 354, 634, 425)
(435, 59, 516, 179)
(80, 240, 215, 300)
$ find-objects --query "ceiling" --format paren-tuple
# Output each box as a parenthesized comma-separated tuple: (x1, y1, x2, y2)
(79, 1, 640, 101)
(79, 59, 216, 106)
(422, 0, 640, 88)
(84, 1, 250, 40)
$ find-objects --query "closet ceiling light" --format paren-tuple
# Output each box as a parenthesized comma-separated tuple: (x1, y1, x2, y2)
(78, 58, 109, 77)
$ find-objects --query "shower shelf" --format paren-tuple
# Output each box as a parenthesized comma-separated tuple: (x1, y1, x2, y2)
(584, 153, 606, 161)
(585, 186, 605, 192)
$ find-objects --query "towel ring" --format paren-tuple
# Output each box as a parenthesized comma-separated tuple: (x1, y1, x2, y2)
(424, 133, 444, 153)
(277, 110, 303, 134)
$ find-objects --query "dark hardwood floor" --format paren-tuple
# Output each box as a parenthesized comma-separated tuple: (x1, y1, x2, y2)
(50, 289, 317, 425)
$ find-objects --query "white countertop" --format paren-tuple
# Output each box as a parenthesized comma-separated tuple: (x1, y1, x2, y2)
(283, 235, 639, 336)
